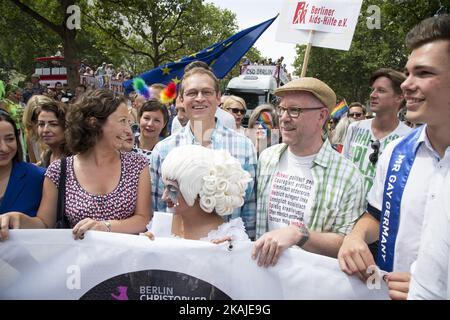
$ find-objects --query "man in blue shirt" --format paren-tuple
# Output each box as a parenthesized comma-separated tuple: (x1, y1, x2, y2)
(150, 67, 257, 239)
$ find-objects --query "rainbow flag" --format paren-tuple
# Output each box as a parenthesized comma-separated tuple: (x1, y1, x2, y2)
(330, 100, 348, 119)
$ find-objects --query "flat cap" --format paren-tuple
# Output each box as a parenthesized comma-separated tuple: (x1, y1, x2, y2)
(275, 77, 336, 111)
(31, 73, 40, 78)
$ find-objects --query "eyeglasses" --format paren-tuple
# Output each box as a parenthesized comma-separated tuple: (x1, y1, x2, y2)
(369, 140, 380, 165)
(276, 106, 324, 119)
(227, 108, 245, 115)
(184, 89, 216, 99)
(348, 112, 363, 118)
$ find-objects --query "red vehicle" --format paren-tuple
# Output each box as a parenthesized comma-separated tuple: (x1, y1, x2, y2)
(34, 56, 67, 88)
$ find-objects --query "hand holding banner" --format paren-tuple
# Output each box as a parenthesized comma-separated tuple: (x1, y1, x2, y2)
(0, 230, 389, 300)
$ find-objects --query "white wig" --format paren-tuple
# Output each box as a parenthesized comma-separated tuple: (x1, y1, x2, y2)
(161, 145, 252, 216)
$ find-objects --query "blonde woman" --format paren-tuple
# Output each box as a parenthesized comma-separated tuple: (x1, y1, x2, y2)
(222, 95, 247, 135)
(36, 100, 71, 167)
(22, 95, 49, 163)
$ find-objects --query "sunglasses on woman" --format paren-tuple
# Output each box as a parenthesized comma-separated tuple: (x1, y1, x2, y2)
(227, 108, 245, 115)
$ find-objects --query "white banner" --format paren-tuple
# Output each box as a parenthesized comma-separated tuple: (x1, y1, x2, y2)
(0, 230, 388, 300)
(241, 65, 279, 77)
(240, 65, 290, 86)
(276, 0, 363, 51)
(290, 0, 361, 34)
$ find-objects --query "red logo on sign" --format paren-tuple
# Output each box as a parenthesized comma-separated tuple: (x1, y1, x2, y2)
(293, 2, 308, 24)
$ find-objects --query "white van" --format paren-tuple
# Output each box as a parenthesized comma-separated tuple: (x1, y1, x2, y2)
(225, 65, 289, 126)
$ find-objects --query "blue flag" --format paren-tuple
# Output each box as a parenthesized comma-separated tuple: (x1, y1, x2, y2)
(123, 15, 278, 93)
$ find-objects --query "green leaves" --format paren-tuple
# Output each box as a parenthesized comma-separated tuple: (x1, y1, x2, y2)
(0, 0, 239, 83)
(292, 0, 443, 104)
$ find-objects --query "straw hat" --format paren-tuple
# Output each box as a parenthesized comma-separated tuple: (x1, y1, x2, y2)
(275, 77, 336, 111)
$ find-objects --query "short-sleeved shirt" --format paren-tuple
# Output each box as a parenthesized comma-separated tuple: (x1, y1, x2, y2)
(256, 140, 366, 238)
(132, 147, 152, 161)
(46, 152, 148, 227)
(408, 154, 450, 299)
(367, 125, 443, 272)
(343, 119, 411, 194)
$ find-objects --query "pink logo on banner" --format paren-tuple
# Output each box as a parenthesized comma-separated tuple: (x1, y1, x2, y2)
(293, 2, 308, 24)
(111, 286, 129, 300)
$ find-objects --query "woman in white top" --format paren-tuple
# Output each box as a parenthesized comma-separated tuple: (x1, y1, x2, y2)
(145, 145, 252, 242)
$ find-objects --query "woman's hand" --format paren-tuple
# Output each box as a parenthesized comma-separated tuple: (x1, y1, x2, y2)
(0, 212, 23, 241)
(143, 231, 155, 241)
(72, 218, 109, 240)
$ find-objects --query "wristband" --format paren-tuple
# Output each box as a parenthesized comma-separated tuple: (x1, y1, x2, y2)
(102, 220, 112, 232)
(291, 221, 309, 247)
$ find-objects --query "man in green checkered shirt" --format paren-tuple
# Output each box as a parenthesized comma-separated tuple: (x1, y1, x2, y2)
(252, 77, 366, 267)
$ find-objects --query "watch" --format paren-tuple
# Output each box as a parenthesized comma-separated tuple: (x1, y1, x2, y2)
(291, 222, 310, 247)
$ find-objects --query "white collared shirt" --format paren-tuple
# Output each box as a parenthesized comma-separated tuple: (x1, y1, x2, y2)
(408, 145, 450, 299)
(367, 125, 444, 272)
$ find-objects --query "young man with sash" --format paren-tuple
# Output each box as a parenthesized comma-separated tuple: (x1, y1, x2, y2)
(406, 14, 450, 300)
(338, 14, 450, 300)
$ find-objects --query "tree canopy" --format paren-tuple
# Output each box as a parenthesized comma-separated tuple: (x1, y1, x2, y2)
(293, 0, 448, 104)
(3, 0, 443, 96)
(0, 0, 243, 87)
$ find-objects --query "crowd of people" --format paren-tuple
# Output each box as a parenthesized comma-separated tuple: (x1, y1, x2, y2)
(0, 14, 449, 300)
(7, 75, 86, 107)
(2, 58, 133, 112)
(79, 60, 133, 82)
(241, 55, 288, 72)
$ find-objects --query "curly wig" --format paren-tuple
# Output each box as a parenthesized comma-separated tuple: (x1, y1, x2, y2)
(161, 145, 252, 216)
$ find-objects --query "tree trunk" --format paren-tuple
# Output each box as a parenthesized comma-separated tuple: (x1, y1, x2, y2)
(61, 0, 79, 91)
(63, 29, 79, 91)
(9, 0, 79, 90)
